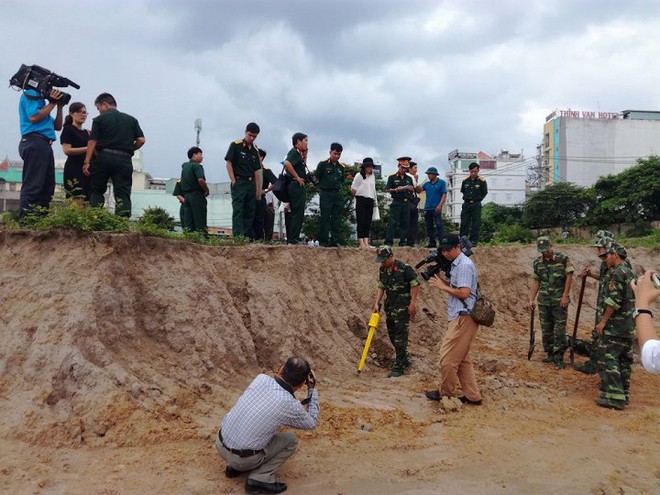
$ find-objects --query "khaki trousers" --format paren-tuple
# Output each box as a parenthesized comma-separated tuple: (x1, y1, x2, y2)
(215, 431, 298, 484)
(439, 315, 481, 401)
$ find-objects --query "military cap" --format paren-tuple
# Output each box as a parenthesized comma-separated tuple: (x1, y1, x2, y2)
(591, 229, 615, 247)
(536, 236, 551, 253)
(438, 233, 460, 250)
(604, 240, 627, 259)
(426, 166, 439, 175)
(375, 245, 394, 262)
(396, 156, 411, 167)
(361, 157, 375, 167)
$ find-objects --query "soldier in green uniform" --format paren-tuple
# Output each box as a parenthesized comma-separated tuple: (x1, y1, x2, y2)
(528, 236, 574, 368)
(283, 132, 309, 245)
(594, 241, 635, 410)
(459, 162, 488, 245)
(315, 142, 345, 247)
(575, 230, 633, 373)
(83, 93, 145, 217)
(225, 122, 262, 238)
(385, 157, 415, 246)
(252, 149, 278, 240)
(172, 180, 190, 229)
(372, 246, 420, 377)
(180, 147, 209, 234)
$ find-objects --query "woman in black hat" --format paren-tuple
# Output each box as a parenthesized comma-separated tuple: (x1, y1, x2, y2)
(351, 157, 378, 249)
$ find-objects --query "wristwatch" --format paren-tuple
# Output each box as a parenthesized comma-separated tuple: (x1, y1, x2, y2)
(632, 309, 653, 319)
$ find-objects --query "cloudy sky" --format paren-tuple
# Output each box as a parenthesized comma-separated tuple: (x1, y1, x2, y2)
(2, 0, 659, 182)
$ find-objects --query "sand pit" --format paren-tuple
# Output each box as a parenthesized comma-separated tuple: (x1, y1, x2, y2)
(0, 230, 658, 494)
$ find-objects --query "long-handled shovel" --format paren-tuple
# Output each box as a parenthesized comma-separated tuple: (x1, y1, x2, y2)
(570, 275, 587, 366)
(527, 307, 536, 360)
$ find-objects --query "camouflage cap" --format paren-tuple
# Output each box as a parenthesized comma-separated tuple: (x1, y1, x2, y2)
(536, 236, 551, 253)
(591, 229, 615, 247)
(604, 240, 628, 259)
(375, 245, 394, 262)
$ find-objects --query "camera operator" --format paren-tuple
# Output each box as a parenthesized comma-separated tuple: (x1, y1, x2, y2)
(424, 233, 482, 406)
(17, 87, 64, 221)
(215, 356, 319, 494)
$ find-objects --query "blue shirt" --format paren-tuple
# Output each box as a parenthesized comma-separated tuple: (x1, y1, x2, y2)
(447, 252, 478, 321)
(422, 178, 447, 210)
(19, 90, 56, 140)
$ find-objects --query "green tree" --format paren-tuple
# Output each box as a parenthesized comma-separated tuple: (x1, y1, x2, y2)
(586, 156, 660, 226)
(139, 206, 176, 231)
(523, 182, 593, 229)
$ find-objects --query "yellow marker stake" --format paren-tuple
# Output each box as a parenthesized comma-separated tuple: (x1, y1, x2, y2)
(357, 311, 381, 374)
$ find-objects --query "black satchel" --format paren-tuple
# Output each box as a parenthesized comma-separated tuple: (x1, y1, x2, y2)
(272, 165, 290, 202)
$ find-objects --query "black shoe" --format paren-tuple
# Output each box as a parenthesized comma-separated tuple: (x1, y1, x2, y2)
(245, 479, 288, 494)
(425, 390, 441, 401)
(458, 396, 482, 406)
(387, 370, 403, 378)
(225, 465, 241, 478)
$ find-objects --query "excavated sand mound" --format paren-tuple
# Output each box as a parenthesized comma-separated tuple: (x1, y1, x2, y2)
(0, 230, 658, 494)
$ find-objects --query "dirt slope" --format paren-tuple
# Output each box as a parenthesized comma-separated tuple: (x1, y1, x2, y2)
(0, 230, 658, 495)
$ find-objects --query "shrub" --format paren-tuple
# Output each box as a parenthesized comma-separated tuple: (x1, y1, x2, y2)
(23, 201, 128, 232)
(493, 224, 535, 244)
(138, 207, 175, 231)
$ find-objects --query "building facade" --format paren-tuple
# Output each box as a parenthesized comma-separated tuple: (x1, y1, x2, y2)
(445, 149, 528, 223)
(542, 109, 660, 187)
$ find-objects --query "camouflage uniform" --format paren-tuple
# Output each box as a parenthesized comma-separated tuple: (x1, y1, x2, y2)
(378, 255, 420, 374)
(533, 239, 574, 366)
(596, 245, 635, 409)
(576, 231, 632, 374)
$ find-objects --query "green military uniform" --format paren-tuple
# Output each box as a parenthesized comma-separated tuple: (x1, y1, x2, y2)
(89, 108, 144, 217)
(225, 139, 260, 237)
(285, 147, 307, 244)
(315, 158, 346, 247)
(459, 176, 488, 245)
(253, 167, 278, 240)
(575, 231, 633, 373)
(172, 180, 191, 229)
(385, 172, 414, 246)
(533, 240, 574, 367)
(180, 160, 207, 234)
(596, 250, 635, 409)
(378, 257, 420, 375)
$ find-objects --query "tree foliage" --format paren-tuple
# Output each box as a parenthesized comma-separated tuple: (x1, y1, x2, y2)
(522, 182, 594, 229)
(586, 156, 660, 226)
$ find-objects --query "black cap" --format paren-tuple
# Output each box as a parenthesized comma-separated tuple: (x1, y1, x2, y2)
(438, 233, 460, 250)
(361, 157, 375, 167)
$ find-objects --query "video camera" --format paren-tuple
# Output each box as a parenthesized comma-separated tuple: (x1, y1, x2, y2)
(415, 235, 473, 281)
(9, 64, 80, 106)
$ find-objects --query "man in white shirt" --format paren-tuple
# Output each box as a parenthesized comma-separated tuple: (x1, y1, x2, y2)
(631, 270, 660, 373)
(216, 357, 319, 494)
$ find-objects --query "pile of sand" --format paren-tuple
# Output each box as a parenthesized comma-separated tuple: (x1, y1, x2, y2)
(0, 230, 658, 494)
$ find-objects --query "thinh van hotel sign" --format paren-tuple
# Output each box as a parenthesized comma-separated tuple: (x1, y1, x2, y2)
(545, 109, 619, 122)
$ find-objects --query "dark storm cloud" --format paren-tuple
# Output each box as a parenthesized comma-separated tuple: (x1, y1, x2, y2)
(1, 0, 659, 181)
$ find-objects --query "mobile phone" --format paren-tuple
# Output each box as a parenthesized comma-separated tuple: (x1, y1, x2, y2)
(652, 272, 660, 289)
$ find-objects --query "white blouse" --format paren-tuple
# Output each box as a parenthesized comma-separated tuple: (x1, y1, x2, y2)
(351, 172, 377, 200)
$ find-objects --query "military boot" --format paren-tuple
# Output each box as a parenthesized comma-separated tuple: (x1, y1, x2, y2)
(573, 361, 597, 374)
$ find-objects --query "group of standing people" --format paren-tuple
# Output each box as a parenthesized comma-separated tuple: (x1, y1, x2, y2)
(17, 89, 145, 222)
(528, 229, 641, 410)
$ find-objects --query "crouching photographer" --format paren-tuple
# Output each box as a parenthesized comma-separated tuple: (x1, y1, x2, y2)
(423, 233, 483, 406)
(215, 356, 320, 494)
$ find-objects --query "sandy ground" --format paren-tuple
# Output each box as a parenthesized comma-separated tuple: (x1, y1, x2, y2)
(0, 230, 658, 495)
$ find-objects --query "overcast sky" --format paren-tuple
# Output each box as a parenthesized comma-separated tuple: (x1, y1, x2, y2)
(2, 0, 659, 182)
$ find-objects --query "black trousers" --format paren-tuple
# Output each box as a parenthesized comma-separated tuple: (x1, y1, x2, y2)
(355, 196, 374, 238)
(18, 134, 55, 218)
(264, 203, 275, 241)
(252, 196, 266, 240)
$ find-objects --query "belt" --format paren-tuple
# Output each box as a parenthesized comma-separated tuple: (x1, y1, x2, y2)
(22, 133, 53, 145)
(100, 148, 132, 157)
(393, 198, 409, 203)
(236, 176, 253, 181)
(458, 310, 469, 316)
(218, 430, 263, 458)
(465, 200, 481, 204)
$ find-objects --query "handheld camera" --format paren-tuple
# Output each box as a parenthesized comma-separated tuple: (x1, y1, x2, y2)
(9, 64, 80, 105)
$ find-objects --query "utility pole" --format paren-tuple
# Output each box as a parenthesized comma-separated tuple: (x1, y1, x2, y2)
(194, 119, 202, 147)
